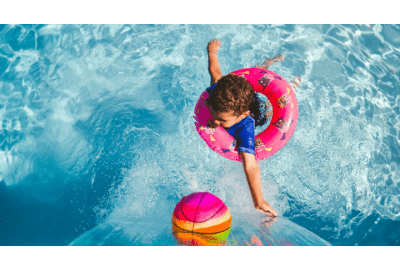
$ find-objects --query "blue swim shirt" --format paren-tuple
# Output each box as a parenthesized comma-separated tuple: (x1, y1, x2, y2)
(225, 116, 255, 155)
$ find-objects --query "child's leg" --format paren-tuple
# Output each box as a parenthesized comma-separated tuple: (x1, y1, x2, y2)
(290, 76, 301, 90)
(256, 54, 285, 69)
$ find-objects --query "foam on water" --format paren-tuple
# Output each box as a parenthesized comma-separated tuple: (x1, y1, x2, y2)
(1, 24, 400, 245)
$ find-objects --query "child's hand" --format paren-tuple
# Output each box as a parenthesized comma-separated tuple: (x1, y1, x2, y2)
(255, 200, 278, 217)
(207, 39, 222, 54)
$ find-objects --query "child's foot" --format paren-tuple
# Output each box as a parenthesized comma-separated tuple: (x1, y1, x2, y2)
(257, 54, 285, 69)
(265, 100, 272, 110)
(271, 54, 285, 63)
(290, 76, 301, 90)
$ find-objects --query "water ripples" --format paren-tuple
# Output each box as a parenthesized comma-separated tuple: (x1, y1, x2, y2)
(1, 24, 400, 245)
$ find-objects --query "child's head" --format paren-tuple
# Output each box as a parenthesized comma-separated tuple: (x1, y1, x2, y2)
(208, 73, 254, 128)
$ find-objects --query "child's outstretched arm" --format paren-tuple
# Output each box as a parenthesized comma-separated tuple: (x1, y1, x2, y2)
(207, 39, 223, 86)
(240, 152, 278, 217)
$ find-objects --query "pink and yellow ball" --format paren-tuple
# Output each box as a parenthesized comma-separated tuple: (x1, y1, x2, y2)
(172, 192, 232, 246)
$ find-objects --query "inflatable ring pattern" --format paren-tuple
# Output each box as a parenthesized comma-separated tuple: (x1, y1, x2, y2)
(194, 67, 299, 162)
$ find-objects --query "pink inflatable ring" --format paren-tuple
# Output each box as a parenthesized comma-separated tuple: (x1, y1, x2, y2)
(194, 67, 299, 162)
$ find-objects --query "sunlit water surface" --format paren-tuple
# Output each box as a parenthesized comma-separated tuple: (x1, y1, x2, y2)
(1, 24, 400, 245)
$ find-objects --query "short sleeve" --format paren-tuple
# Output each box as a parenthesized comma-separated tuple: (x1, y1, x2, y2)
(231, 117, 255, 156)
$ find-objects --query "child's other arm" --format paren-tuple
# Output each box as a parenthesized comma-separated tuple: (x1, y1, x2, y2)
(207, 39, 223, 86)
(240, 152, 278, 217)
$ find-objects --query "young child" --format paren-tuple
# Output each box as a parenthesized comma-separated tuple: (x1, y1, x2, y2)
(206, 39, 298, 217)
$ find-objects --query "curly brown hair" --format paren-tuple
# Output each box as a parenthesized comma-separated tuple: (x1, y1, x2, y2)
(208, 73, 254, 116)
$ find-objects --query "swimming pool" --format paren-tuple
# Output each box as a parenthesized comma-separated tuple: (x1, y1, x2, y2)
(0, 24, 399, 245)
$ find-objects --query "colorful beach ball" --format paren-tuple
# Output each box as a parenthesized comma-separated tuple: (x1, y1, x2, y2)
(171, 192, 232, 246)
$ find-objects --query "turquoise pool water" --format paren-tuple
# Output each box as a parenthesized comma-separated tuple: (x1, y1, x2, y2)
(1, 24, 400, 245)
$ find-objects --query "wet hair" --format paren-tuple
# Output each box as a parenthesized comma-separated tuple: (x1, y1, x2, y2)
(208, 73, 254, 116)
